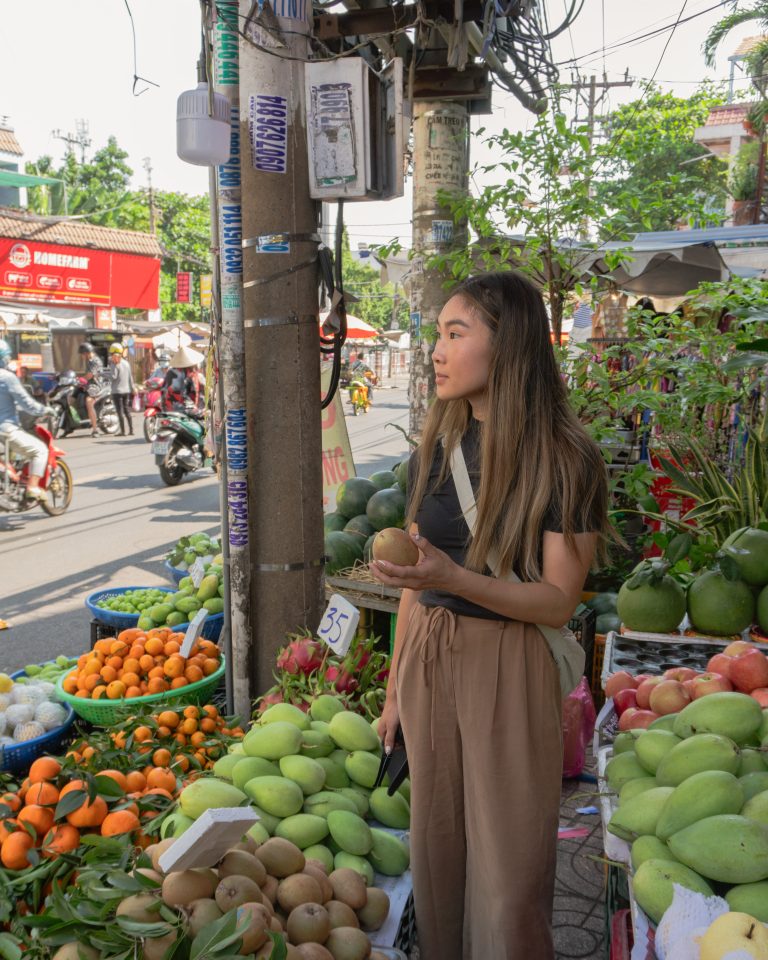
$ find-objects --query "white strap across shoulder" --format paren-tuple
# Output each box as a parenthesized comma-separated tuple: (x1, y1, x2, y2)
(448, 440, 584, 698)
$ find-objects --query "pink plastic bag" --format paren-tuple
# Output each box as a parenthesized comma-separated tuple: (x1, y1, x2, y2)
(562, 676, 597, 778)
(131, 393, 143, 412)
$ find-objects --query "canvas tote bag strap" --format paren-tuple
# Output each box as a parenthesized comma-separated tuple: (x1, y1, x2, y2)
(447, 441, 584, 697)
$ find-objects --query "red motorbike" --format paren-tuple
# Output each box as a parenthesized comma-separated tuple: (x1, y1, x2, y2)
(0, 423, 73, 516)
(141, 377, 186, 442)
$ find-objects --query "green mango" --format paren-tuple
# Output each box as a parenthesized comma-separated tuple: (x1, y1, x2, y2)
(632, 859, 713, 925)
(275, 814, 329, 849)
(673, 693, 763, 745)
(315, 757, 349, 788)
(175, 595, 203, 615)
(742, 790, 768, 825)
(739, 771, 768, 801)
(178, 576, 193, 590)
(655, 769, 744, 841)
(303, 844, 334, 873)
(137, 615, 154, 631)
(619, 778, 658, 805)
(303, 791, 359, 818)
(634, 730, 682, 775)
(166, 611, 186, 627)
(607, 787, 674, 843)
(725, 881, 768, 922)
(232, 757, 281, 790)
(612, 731, 639, 755)
(243, 721, 303, 759)
(630, 836, 678, 872)
(196, 574, 220, 602)
(203, 598, 224, 615)
(345, 751, 382, 790)
(334, 852, 374, 885)
(279, 755, 327, 796)
(310, 694, 345, 723)
(260, 703, 310, 730)
(656, 733, 740, 787)
(329, 711, 380, 752)
(368, 787, 410, 829)
(668, 815, 768, 883)
(149, 603, 174, 625)
(605, 752, 650, 793)
(367, 828, 410, 876)
(244, 775, 304, 818)
(300, 730, 335, 760)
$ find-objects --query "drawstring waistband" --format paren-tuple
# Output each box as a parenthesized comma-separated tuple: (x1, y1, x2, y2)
(419, 606, 457, 750)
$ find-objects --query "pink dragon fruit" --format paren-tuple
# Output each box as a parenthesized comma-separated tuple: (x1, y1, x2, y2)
(276, 637, 324, 676)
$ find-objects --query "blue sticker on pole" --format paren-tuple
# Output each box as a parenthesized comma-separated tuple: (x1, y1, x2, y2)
(250, 95, 288, 174)
(226, 408, 248, 472)
(410, 311, 421, 341)
(228, 479, 249, 547)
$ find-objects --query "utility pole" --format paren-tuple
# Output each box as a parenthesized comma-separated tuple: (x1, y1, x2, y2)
(52, 120, 91, 164)
(143, 157, 157, 234)
(239, 0, 325, 696)
(408, 100, 470, 438)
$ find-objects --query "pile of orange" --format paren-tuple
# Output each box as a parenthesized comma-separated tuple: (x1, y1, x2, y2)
(0, 756, 163, 871)
(61, 628, 222, 700)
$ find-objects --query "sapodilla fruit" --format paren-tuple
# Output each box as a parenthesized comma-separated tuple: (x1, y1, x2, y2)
(326, 900, 360, 929)
(51, 945, 99, 960)
(328, 869, 367, 910)
(303, 864, 334, 903)
(148, 838, 176, 874)
(261, 875, 279, 905)
(186, 899, 222, 936)
(324, 926, 372, 960)
(116, 894, 160, 923)
(276, 874, 323, 913)
(143, 932, 177, 960)
(215, 875, 263, 912)
(294, 945, 335, 960)
(217, 850, 267, 886)
(286, 902, 332, 945)
(356, 888, 389, 932)
(255, 837, 306, 877)
(371, 528, 419, 566)
(234, 902, 271, 953)
(162, 869, 217, 907)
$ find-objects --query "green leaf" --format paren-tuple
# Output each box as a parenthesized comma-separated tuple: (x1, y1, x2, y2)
(267, 932, 288, 960)
(94, 775, 127, 798)
(719, 554, 742, 582)
(665, 533, 693, 566)
(190, 911, 240, 960)
(54, 790, 88, 821)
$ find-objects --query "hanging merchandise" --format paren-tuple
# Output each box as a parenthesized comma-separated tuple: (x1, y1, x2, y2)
(592, 289, 629, 339)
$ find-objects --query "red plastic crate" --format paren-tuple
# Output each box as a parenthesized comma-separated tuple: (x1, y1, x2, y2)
(609, 909, 633, 960)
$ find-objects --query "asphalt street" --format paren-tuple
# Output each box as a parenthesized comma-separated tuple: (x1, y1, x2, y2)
(0, 382, 410, 673)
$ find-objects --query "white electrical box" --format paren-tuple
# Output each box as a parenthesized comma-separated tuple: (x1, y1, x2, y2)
(306, 58, 404, 201)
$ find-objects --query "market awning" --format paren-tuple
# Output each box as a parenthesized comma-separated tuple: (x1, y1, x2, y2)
(319, 312, 379, 340)
(0, 170, 63, 188)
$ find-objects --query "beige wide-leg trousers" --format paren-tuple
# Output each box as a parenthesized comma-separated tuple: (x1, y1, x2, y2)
(397, 603, 563, 960)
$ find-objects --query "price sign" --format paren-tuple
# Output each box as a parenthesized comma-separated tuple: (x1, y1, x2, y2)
(317, 593, 359, 657)
(190, 557, 207, 587)
(181, 609, 209, 658)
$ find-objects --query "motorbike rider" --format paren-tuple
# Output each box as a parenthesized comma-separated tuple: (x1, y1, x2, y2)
(78, 342, 103, 437)
(149, 352, 171, 381)
(0, 340, 55, 501)
(107, 343, 136, 436)
(164, 346, 205, 411)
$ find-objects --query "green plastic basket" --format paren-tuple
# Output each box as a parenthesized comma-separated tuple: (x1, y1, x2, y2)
(55, 658, 226, 726)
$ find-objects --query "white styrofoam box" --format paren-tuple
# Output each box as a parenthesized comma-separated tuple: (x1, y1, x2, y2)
(158, 806, 258, 873)
(596, 746, 631, 866)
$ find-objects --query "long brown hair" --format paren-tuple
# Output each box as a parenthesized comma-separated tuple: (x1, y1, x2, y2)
(407, 270, 609, 580)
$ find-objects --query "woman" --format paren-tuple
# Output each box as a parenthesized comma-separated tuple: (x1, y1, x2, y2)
(107, 343, 136, 436)
(371, 271, 609, 960)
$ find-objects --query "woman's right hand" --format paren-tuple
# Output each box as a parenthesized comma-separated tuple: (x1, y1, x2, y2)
(379, 696, 400, 755)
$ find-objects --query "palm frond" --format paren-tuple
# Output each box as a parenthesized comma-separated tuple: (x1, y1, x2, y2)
(703, 2, 768, 67)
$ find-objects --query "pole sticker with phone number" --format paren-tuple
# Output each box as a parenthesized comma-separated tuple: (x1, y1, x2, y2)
(317, 593, 359, 657)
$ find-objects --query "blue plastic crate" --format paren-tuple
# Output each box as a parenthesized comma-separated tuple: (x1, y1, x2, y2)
(176, 612, 223, 642)
(164, 560, 186, 586)
(1, 666, 77, 774)
(84, 586, 174, 630)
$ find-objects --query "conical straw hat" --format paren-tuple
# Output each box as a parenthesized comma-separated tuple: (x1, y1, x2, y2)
(170, 345, 204, 368)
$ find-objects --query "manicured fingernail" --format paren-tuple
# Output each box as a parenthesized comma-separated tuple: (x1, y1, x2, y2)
(385, 745, 392, 755)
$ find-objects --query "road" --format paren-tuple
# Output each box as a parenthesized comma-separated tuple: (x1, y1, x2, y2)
(0, 384, 410, 673)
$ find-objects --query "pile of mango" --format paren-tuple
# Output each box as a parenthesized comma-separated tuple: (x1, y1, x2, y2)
(166, 532, 220, 572)
(170, 697, 410, 882)
(101, 573, 224, 632)
(603, 691, 768, 925)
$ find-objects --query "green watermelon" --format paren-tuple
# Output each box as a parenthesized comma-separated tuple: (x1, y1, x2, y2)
(596, 613, 622, 634)
(324, 512, 348, 533)
(394, 459, 409, 494)
(364, 534, 376, 563)
(336, 478, 378, 519)
(366, 487, 407, 531)
(369, 470, 397, 491)
(344, 514, 376, 540)
(586, 592, 619, 614)
(325, 531, 364, 574)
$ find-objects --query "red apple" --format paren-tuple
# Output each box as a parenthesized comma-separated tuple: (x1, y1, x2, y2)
(636, 676, 666, 709)
(707, 652, 735, 679)
(729, 649, 768, 693)
(633, 674, 658, 686)
(723, 640, 758, 657)
(683, 678, 698, 697)
(750, 688, 768, 707)
(619, 709, 658, 731)
(613, 688, 639, 716)
(649, 679, 692, 716)
(663, 667, 699, 683)
(605, 670, 637, 699)
(691, 672, 733, 699)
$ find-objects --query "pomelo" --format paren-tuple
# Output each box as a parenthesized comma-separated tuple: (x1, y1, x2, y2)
(617, 573, 686, 634)
(721, 527, 768, 586)
(687, 569, 755, 636)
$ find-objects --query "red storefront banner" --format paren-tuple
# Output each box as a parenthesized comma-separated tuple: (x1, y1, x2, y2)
(176, 272, 191, 303)
(0, 239, 160, 310)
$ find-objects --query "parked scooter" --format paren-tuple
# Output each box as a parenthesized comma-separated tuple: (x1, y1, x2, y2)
(0, 421, 73, 515)
(151, 403, 213, 486)
(48, 370, 120, 438)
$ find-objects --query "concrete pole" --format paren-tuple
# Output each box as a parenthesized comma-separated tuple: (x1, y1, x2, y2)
(239, 0, 324, 696)
(408, 100, 470, 438)
(211, 0, 253, 721)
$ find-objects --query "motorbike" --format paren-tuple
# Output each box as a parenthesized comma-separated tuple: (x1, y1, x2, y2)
(0, 421, 73, 516)
(142, 378, 200, 442)
(151, 404, 213, 486)
(49, 370, 119, 438)
(348, 379, 371, 416)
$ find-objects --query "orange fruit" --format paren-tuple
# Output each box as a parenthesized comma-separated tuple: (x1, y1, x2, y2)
(145, 768, 176, 792)
(128, 644, 145, 660)
(125, 686, 142, 699)
(125, 771, 147, 793)
(184, 665, 203, 684)
(110, 639, 129, 657)
(0, 792, 21, 814)
(62, 675, 78, 695)
(41, 823, 81, 857)
(94, 638, 114, 656)
(121, 672, 140, 689)
(147, 677, 168, 695)
(183, 705, 200, 720)
(145, 637, 164, 656)
(173, 755, 190, 773)
(100, 810, 140, 837)
(156, 711, 180, 730)
(139, 654, 155, 673)
(122, 658, 141, 675)
(28, 757, 61, 784)
(174, 733, 187, 746)
(75, 688, 90, 700)
(163, 658, 185, 680)
(118, 628, 144, 644)
(199, 718, 217, 734)
(83, 674, 101, 693)
(24, 782, 59, 807)
(106, 681, 127, 700)
(60, 779, 88, 799)
(152, 749, 172, 768)
(164, 640, 181, 656)
(202, 705, 219, 719)
(156, 725, 172, 739)
(199, 640, 219, 656)
(92, 685, 108, 699)
(106, 656, 124, 672)
(189, 731, 206, 749)
(148, 666, 165, 680)
(82, 746, 96, 761)
(194, 750, 207, 766)
(170, 678, 189, 690)
(113, 731, 128, 749)
(133, 726, 152, 743)
(18, 804, 55, 837)
(1, 830, 34, 869)
(0, 818, 18, 845)
(202, 658, 219, 676)
(99, 664, 118, 684)
(66, 795, 108, 829)
(180, 717, 198, 736)
(97, 770, 128, 791)
(83, 658, 102, 677)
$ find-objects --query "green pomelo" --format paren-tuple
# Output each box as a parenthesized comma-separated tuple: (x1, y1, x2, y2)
(667, 814, 768, 883)
(368, 787, 410, 830)
(316, 757, 350, 789)
(244, 776, 304, 818)
(324, 512, 348, 533)
(310, 695, 345, 723)
(367, 828, 410, 876)
(742, 790, 768, 825)
(336, 478, 378, 520)
(739, 770, 768, 801)
(324, 531, 364, 574)
(672, 693, 763, 744)
(616, 575, 686, 633)
(634, 730, 682, 774)
(365, 487, 406, 532)
(303, 791, 359, 818)
(721, 526, 768, 586)
(259, 703, 311, 730)
(725, 881, 768, 922)
(279, 755, 327, 795)
(326, 810, 372, 856)
(368, 470, 397, 491)
(303, 844, 334, 873)
(300, 729, 335, 759)
(630, 836, 678, 872)
(344, 514, 377, 541)
(334, 852, 374, 885)
(329, 712, 380, 752)
(632, 859, 713, 925)
(274, 814, 329, 849)
(605, 752, 650, 793)
(687, 569, 755, 636)
(656, 733, 740, 787)
(607, 787, 674, 843)
(655, 769, 744, 841)
(243, 721, 303, 760)
(232, 757, 281, 791)
(345, 751, 383, 790)
(619, 778, 658, 805)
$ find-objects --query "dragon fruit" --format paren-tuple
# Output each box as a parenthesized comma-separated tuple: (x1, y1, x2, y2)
(276, 637, 324, 676)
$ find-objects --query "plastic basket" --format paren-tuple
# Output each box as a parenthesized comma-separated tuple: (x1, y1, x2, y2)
(1, 665, 77, 773)
(55, 657, 226, 726)
(176, 613, 223, 642)
(164, 560, 186, 586)
(85, 586, 174, 630)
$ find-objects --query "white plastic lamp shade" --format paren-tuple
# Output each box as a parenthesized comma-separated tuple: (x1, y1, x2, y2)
(177, 82, 231, 166)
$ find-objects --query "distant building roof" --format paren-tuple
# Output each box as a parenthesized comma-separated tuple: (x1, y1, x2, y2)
(731, 35, 766, 58)
(0, 207, 163, 258)
(0, 128, 23, 156)
(703, 102, 752, 127)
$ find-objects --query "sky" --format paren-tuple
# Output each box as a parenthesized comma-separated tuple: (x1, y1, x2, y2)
(0, 0, 761, 250)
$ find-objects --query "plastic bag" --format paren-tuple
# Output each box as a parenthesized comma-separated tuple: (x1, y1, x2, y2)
(561, 676, 596, 778)
(654, 884, 728, 960)
(131, 393, 143, 413)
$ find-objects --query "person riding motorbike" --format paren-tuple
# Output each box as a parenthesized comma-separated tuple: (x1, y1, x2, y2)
(149, 352, 171, 381)
(78, 342, 103, 437)
(164, 346, 205, 411)
(0, 340, 56, 501)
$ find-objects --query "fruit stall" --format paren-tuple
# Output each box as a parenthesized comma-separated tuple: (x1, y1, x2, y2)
(0, 530, 413, 960)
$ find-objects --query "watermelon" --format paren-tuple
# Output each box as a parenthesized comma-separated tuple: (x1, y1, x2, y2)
(369, 470, 397, 491)
(585, 592, 618, 614)
(336, 478, 378, 519)
(324, 512, 348, 533)
(394, 458, 409, 494)
(364, 534, 376, 563)
(325, 531, 364, 574)
(596, 613, 622, 634)
(366, 487, 407, 531)
(344, 514, 376, 540)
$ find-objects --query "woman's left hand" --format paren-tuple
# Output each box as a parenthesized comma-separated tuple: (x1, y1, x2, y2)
(370, 535, 460, 592)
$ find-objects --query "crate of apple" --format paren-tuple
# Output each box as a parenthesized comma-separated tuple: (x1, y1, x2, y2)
(605, 639, 768, 731)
